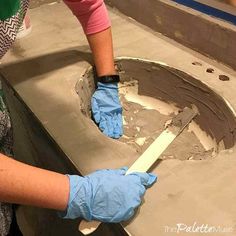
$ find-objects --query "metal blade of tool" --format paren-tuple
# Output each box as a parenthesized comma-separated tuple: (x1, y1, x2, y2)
(78, 106, 198, 235)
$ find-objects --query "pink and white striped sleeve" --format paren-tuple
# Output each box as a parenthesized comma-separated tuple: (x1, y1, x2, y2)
(63, 0, 111, 35)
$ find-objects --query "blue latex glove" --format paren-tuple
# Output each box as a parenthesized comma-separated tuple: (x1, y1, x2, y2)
(60, 167, 157, 222)
(91, 82, 123, 139)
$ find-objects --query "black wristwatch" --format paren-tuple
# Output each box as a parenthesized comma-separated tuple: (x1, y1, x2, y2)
(96, 74, 120, 84)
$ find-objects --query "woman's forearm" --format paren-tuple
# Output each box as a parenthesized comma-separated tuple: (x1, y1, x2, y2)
(87, 27, 116, 76)
(63, 0, 116, 76)
(0, 154, 69, 211)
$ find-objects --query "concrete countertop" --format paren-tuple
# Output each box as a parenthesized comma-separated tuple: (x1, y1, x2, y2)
(1, 2, 236, 235)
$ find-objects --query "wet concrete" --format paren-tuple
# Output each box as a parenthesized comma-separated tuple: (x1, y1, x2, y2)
(120, 96, 211, 161)
(118, 59, 236, 149)
(78, 58, 236, 155)
(77, 61, 220, 161)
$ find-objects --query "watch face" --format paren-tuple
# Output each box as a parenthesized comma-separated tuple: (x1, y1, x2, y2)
(0, 0, 20, 21)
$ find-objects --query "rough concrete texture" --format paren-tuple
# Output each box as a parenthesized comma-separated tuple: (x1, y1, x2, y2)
(120, 96, 211, 161)
(0, 2, 236, 235)
(78, 64, 214, 161)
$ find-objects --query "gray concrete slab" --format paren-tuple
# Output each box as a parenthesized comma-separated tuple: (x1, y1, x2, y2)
(106, 0, 236, 69)
(0, 2, 236, 235)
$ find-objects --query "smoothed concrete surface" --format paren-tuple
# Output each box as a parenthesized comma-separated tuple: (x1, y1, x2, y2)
(106, 0, 236, 69)
(0, 2, 236, 235)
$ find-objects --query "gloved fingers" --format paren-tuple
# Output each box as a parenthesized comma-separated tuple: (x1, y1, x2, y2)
(100, 112, 123, 139)
(112, 113, 119, 139)
(128, 172, 157, 187)
(112, 113, 123, 138)
(107, 115, 114, 137)
(91, 96, 101, 123)
(119, 208, 135, 222)
(99, 115, 109, 135)
(89, 167, 128, 177)
(102, 167, 128, 176)
(138, 184, 146, 197)
(100, 198, 141, 223)
(99, 115, 114, 138)
(145, 173, 158, 186)
(118, 113, 123, 136)
(92, 208, 135, 223)
(120, 193, 144, 222)
(115, 166, 128, 175)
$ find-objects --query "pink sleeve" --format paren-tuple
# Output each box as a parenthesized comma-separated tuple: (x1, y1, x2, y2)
(63, 0, 111, 35)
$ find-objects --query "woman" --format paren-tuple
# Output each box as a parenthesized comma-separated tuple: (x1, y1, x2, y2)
(0, 1, 157, 235)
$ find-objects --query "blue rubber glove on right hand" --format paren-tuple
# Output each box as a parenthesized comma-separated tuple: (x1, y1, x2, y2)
(60, 167, 157, 222)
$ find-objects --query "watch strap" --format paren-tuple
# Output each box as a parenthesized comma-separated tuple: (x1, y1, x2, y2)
(97, 75, 120, 84)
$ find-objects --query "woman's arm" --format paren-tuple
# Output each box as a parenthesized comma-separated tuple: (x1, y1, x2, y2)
(0, 153, 157, 222)
(0, 153, 69, 211)
(86, 28, 116, 76)
(63, 0, 116, 76)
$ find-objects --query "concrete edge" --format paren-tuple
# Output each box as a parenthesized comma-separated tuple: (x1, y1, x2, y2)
(106, 0, 236, 70)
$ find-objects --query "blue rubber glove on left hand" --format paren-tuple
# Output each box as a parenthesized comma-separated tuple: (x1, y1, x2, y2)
(60, 167, 157, 222)
(91, 82, 123, 138)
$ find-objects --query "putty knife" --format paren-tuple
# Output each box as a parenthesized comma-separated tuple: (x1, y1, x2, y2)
(78, 106, 198, 235)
